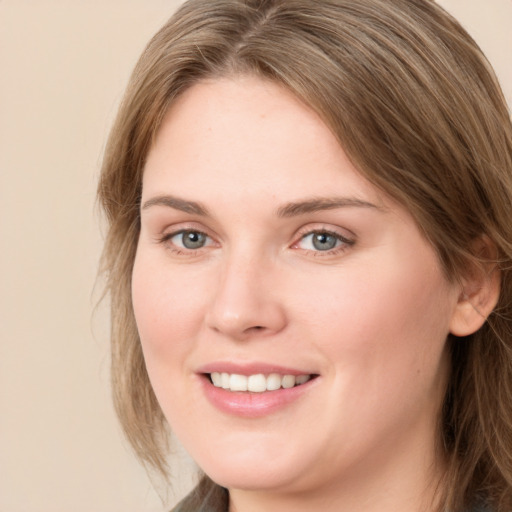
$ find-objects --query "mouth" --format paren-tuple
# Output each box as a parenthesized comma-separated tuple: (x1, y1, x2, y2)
(199, 366, 320, 417)
(206, 372, 317, 393)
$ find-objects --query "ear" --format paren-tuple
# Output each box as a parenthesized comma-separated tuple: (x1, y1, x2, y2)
(449, 237, 501, 337)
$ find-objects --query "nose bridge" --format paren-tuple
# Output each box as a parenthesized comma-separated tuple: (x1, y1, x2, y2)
(206, 243, 286, 339)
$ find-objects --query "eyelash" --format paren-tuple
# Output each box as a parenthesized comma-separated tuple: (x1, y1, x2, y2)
(157, 229, 215, 256)
(157, 227, 355, 257)
(292, 228, 355, 256)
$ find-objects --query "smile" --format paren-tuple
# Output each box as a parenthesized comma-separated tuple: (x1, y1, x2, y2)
(209, 372, 313, 392)
(201, 371, 319, 418)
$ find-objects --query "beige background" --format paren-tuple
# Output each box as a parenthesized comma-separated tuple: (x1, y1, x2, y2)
(1, 1, 510, 511)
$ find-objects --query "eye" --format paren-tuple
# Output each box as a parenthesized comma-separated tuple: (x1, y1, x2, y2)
(296, 230, 353, 253)
(168, 230, 212, 250)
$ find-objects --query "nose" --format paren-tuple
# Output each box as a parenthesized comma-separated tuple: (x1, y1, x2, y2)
(205, 251, 287, 341)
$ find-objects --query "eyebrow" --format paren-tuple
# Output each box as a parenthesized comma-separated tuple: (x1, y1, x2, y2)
(142, 195, 210, 216)
(141, 194, 381, 217)
(276, 197, 381, 217)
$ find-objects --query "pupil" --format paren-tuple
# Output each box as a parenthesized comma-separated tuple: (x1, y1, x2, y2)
(313, 233, 336, 251)
(183, 231, 205, 249)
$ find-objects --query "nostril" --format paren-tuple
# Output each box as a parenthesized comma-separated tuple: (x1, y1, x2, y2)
(243, 325, 265, 335)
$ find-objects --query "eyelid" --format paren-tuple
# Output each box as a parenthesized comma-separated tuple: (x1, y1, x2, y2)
(291, 224, 356, 254)
(155, 222, 219, 254)
(156, 220, 215, 239)
(169, 230, 214, 247)
(153, 221, 355, 256)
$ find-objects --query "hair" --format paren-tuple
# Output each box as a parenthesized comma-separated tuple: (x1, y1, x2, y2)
(97, 0, 512, 510)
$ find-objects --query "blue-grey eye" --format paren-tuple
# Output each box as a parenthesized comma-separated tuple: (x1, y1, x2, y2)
(312, 232, 338, 250)
(298, 231, 345, 251)
(172, 230, 209, 249)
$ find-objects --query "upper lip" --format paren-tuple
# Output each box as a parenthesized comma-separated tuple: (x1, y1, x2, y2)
(197, 361, 317, 376)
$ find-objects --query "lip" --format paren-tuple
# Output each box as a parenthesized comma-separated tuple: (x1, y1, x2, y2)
(197, 362, 319, 418)
(197, 361, 314, 376)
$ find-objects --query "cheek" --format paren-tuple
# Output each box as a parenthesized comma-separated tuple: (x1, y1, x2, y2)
(296, 249, 455, 386)
(131, 251, 208, 361)
(291, 255, 455, 456)
(130, 251, 214, 428)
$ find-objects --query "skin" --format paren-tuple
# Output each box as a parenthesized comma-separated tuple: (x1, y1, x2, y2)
(132, 77, 464, 512)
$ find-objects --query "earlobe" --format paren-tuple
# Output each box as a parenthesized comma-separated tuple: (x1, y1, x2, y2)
(449, 238, 501, 337)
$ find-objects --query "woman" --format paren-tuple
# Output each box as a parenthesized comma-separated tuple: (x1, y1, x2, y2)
(98, 0, 512, 511)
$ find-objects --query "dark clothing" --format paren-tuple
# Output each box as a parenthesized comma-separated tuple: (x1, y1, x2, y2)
(171, 477, 491, 512)
(171, 477, 228, 512)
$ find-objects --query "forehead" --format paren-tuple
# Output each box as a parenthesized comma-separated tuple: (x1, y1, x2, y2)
(143, 76, 385, 209)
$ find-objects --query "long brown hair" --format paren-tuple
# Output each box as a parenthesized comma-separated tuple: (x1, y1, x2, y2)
(98, 1, 512, 510)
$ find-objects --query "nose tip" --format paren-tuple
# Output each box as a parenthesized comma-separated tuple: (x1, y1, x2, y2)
(207, 302, 286, 341)
(205, 262, 287, 340)
(208, 313, 263, 338)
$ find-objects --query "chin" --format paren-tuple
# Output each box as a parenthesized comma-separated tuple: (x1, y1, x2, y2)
(196, 448, 312, 492)
(208, 467, 305, 493)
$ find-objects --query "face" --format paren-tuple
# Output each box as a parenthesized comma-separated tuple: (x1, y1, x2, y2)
(133, 77, 461, 499)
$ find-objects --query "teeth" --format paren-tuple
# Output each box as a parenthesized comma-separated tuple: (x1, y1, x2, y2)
(229, 373, 248, 391)
(211, 372, 222, 387)
(248, 374, 267, 392)
(295, 374, 309, 385)
(266, 373, 282, 391)
(210, 372, 312, 392)
(281, 375, 296, 388)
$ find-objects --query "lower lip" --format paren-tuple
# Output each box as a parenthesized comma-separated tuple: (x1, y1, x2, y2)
(199, 375, 317, 418)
